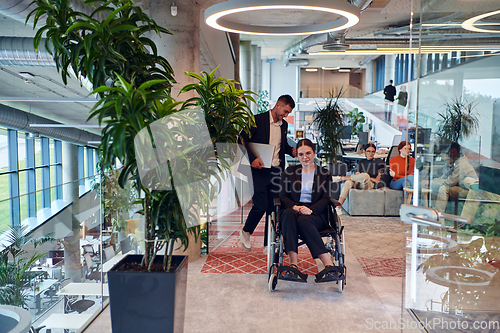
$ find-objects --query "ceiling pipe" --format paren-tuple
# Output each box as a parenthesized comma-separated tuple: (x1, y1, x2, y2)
(374, 12, 464, 36)
(0, 36, 93, 91)
(0, 103, 101, 146)
(283, 0, 372, 66)
(0, 37, 54, 67)
(359, 55, 378, 66)
(288, 59, 309, 66)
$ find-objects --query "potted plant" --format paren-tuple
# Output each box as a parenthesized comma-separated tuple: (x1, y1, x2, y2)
(346, 107, 366, 136)
(437, 97, 479, 144)
(0, 226, 54, 308)
(313, 89, 346, 164)
(27, 1, 255, 331)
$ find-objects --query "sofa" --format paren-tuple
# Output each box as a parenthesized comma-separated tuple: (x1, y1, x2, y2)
(341, 187, 405, 216)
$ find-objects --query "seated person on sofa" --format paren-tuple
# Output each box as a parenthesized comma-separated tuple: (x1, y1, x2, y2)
(389, 140, 415, 190)
(424, 142, 478, 213)
(279, 139, 338, 282)
(337, 142, 387, 206)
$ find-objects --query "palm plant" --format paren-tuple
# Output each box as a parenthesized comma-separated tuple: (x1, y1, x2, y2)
(28, 0, 255, 272)
(0, 226, 54, 307)
(28, 0, 174, 93)
(313, 89, 346, 164)
(180, 68, 256, 145)
(437, 97, 479, 143)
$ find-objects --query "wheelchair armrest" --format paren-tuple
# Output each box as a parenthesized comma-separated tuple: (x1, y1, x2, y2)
(330, 198, 341, 207)
(274, 198, 281, 206)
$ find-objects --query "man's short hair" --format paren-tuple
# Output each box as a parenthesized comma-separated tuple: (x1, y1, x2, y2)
(277, 94, 295, 109)
(389, 80, 393, 84)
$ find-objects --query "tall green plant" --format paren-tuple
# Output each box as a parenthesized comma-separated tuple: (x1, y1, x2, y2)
(28, 0, 175, 93)
(313, 89, 346, 164)
(0, 226, 54, 307)
(28, 0, 255, 272)
(180, 68, 256, 145)
(346, 108, 365, 136)
(437, 97, 479, 143)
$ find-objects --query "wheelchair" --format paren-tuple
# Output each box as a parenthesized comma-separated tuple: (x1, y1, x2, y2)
(267, 198, 346, 292)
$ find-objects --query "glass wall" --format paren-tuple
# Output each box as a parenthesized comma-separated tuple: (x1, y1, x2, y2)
(0, 126, 119, 331)
(404, 0, 500, 331)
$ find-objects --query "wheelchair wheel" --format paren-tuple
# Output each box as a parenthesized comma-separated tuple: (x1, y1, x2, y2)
(269, 273, 278, 292)
(267, 214, 276, 273)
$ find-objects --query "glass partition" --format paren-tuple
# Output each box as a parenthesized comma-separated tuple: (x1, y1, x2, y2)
(0, 171, 132, 331)
(403, 0, 500, 331)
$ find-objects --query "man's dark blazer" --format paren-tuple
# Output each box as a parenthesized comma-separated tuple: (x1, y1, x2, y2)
(279, 164, 332, 225)
(240, 111, 294, 171)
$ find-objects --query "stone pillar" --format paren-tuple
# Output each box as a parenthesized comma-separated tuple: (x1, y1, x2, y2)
(62, 142, 83, 282)
(384, 54, 396, 84)
(148, 0, 200, 99)
(420, 53, 427, 77)
(251, 44, 260, 114)
(147, 0, 203, 261)
(256, 47, 262, 96)
(239, 41, 252, 92)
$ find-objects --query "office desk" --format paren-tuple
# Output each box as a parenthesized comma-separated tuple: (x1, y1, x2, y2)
(40, 313, 92, 333)
(342, 152, 388, 161)
(30, 279, 58, 313)
(58, 283, 109, 297)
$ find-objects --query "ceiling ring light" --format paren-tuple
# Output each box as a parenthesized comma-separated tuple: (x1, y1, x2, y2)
(462, 9, 500, 33)
(205, 0, 360, 36)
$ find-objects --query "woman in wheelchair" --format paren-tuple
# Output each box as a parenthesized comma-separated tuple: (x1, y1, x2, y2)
(279, 139, 339, 283)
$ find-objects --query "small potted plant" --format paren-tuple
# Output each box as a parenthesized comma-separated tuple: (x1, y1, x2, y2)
(346, 107, 366, 137)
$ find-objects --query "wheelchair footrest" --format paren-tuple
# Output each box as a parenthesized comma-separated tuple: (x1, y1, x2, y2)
(277, 265, 308, 283)
(314, 265, 345, 283)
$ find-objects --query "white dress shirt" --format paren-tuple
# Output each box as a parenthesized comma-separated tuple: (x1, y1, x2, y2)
(269, 111, 282, 167)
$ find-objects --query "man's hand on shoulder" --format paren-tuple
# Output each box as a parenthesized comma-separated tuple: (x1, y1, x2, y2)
(251, 157, 264, 169)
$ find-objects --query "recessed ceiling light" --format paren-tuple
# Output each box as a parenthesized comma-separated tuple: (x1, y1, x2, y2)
(462, 10, 500, 33)
(305, 68, 318, 72)
(322, 66, 340, 70)
(205, 0, 360, 36)
(338, 69, 351, 72)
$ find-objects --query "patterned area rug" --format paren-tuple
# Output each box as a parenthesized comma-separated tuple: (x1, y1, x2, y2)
(201, 225, 319, 275)
(356, 257, 405, 277)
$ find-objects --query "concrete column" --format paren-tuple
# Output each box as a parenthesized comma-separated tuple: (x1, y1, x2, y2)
(384, 54, 396, 84)
(261, 60, 271, 95)
(441, 53, 448, 70)
(148, 0, 200, 99)
(420, 53, 427, 77)
(256, 47, 262, 97)
(365, 61, 374, 94)
(251, 44, 260, 114)
(62, 142, 82, 282)
(239, 41, 251, 92)
(229, 33, 240, 85)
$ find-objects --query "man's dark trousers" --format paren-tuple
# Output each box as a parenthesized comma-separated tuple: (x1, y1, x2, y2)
(243, 166, 281, 246)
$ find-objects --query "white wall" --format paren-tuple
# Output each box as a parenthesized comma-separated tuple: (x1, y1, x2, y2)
(269, 59, 298, 103)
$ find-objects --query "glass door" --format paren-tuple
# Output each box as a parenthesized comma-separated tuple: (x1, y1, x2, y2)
(403, 0, 500, 331)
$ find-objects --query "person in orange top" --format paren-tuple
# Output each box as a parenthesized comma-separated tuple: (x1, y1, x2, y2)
(389, 141, 415, 190)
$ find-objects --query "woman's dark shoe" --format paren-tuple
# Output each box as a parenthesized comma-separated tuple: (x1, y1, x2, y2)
(315, 265, 343, 283)
(278, 264, 308, 283)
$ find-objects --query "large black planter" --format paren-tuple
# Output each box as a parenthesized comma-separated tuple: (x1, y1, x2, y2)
(107, 254, 188, 333)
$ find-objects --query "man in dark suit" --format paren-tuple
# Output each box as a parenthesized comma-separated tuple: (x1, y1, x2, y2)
(239, 94, 297, 251)
(383, 79, 397, 123)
